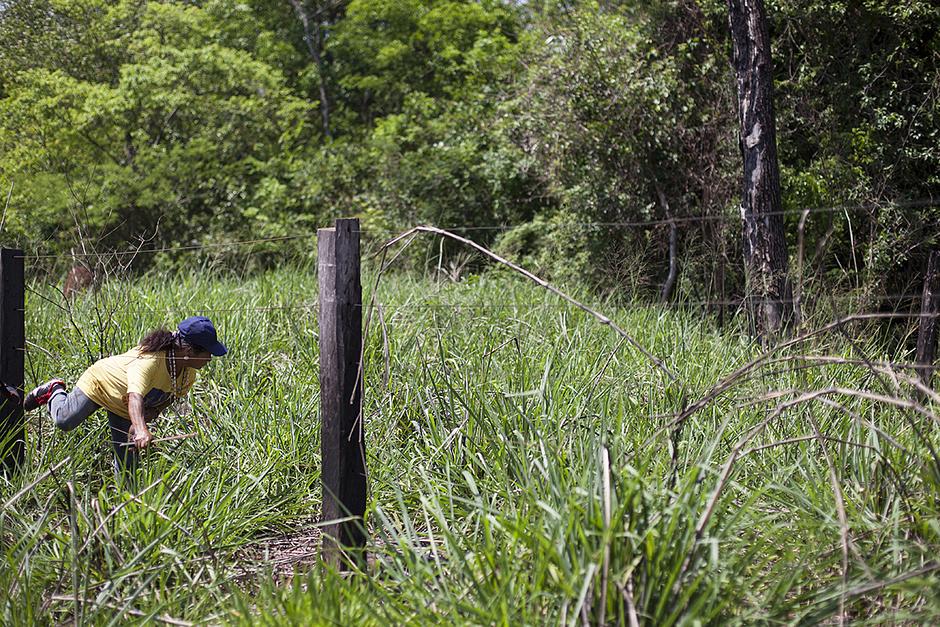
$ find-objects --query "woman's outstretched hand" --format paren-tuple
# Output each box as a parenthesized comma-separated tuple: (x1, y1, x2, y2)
(130, 423, 154, 449)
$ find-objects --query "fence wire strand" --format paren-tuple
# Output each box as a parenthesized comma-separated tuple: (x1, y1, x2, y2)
(11, 196, 939, 260)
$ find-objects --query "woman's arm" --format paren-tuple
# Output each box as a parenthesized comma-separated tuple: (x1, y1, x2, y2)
(126, 392, 154, 449)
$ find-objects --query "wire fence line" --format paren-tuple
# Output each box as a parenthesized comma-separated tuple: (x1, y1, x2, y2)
(427, 197, 940, 232)
(14, 309, 940, 383)
(17, 235, 306, 260)
(8, 204, 938, 379)
(11, 196, 939, 260)
(13, 308, 937, 357)
(14, 291, 938, 320)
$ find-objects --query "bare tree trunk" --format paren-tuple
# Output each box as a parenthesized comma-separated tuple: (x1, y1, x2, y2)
(915, 251, 940, 387)
(728, 0, 792, 338)
(656, 184, 679, 302)
(289, 0, 332, 139)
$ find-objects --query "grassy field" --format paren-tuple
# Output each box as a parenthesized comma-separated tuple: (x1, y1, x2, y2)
(1, 260, 938, 625)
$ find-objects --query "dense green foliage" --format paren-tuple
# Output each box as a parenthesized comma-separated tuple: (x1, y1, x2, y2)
(1, 0, 937, 298)
(2, 3, 938, 621)
(1, 266, 938, 623)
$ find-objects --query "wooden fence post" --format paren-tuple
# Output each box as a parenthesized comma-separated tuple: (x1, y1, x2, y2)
(0, 249, 25, 474)
(915, 251, 940, 387)
(318, 218, 367, 569)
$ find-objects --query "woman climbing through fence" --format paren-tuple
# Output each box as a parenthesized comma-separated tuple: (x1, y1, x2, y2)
(21, 316, 227, 475)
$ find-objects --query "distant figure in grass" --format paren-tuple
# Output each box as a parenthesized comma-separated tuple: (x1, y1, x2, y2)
(22, 316, 228, 475)
(63, 264, 95, 300)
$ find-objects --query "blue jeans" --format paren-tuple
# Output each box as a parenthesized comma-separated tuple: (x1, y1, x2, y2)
(49, 387, 138, 474)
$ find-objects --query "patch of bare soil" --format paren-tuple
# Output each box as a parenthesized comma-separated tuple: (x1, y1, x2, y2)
(233, 526, 323, 584)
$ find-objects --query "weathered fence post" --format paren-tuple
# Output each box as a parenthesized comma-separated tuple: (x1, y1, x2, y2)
(915, 251, 940, 387)
(318, 218, 367, 569)
(0, 248, 25, 474)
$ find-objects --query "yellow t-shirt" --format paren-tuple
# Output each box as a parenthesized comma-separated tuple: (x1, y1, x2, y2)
(76, 347, 197, 419)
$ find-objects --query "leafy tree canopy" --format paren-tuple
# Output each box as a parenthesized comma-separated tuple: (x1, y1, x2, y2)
(0, 0, 936, 299)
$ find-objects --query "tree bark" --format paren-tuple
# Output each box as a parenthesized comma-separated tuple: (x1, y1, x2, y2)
(728, 0, 793, 338)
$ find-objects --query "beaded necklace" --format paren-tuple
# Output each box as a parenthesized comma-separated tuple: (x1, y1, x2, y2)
(166, 333, 184, 408)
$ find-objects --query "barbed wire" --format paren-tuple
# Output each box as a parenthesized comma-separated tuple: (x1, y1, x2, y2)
(10, 293, 936, 340)
(17, 235, 306, 260)
(17, 292, 923, 315)
(10, 197, 938, 261)
(9, 205, 939, 374)
(431, 197, 939, 232)
(13, 310, 939, 370)
(13, 290, 936, 319)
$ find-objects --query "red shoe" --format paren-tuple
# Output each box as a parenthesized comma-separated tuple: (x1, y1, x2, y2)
(23, 379, 65, 411)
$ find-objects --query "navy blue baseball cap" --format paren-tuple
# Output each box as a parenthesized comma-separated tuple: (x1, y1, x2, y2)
(177, 316, 228, 356)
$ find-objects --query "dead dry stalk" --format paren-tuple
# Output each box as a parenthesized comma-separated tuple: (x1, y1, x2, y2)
(375, 226, 682, 390)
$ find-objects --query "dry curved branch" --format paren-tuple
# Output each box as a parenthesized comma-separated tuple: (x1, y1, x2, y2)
(643, 313, 940, 448)
(675, 382, 938, 589)
(373, 225, 682, 388)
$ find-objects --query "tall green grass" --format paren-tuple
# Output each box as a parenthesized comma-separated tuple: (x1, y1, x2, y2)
(1, 263, 938, 625)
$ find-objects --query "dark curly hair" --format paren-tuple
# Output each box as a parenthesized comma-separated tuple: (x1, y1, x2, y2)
(139, 328, 194, 353)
